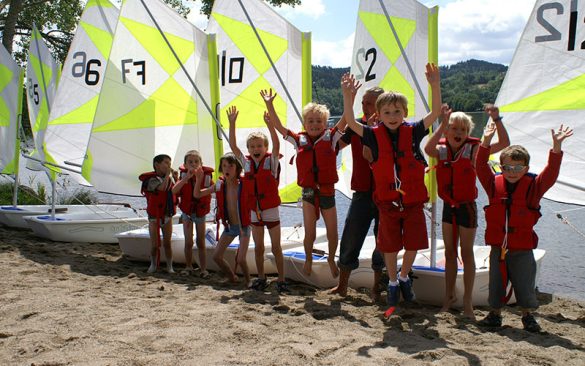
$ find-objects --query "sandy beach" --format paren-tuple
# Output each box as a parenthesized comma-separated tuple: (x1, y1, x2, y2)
(1, 225, 585, 365)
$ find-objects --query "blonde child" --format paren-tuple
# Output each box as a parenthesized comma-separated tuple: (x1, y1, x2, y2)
(424, 104, 510, 318)
(194, 153, 252, 286)
(270, 97, 343, 278)
(341, 64, 441, 308)
(138, 154, 177, 274)
(172, 150, 214, 277)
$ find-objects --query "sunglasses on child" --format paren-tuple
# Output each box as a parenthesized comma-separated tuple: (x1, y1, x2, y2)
(499, 164, 527, 173)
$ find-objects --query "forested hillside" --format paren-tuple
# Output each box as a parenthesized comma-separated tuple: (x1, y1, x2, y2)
(312, 59, 508, 116)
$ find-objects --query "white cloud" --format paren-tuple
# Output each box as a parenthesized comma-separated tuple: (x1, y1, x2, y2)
(311, 32, 355, 68)
(186, 0, 209, 30)
(430, 0, 534, 65)
(275, 0, 326, 20)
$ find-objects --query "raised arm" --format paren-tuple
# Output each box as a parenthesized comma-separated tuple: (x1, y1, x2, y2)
(171, 167, 193, 194)
(341, 73, 364, 137)
(193, 167, 213, 198)
(552, 124, 573, 154)
(260, 89, 288, 137)
(422, 63, 442, 130)
(227, 106, 243, 158)
(424, 104, 451, 158)
(484, 104, 510, 153)
(263, 111, 280, 157)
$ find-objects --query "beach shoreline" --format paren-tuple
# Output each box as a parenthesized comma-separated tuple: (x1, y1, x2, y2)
(1, 226, 584, 365)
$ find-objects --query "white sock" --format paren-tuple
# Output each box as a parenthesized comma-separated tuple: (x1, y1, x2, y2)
(388, 280, 399, 287)
(399, 274, 409, 282)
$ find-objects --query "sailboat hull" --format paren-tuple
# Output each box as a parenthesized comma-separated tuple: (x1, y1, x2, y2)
(22, 207, 151, 243)
(411, 247, 546, 307)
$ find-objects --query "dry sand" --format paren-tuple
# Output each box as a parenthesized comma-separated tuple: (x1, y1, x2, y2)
(1, 226, 585, 366)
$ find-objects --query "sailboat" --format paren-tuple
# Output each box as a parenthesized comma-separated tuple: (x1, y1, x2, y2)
(0, 25, 123, 230)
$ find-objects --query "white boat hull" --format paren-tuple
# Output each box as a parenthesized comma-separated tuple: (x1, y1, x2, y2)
(23, 207, 150, 243)
(0, 204, 127, 229)
(117, 224, 326, 275)
(411, 246, 546, 307)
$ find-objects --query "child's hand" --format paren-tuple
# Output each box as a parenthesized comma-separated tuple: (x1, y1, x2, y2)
(484, 104, 501, 121)
(483, 122, 497, 142)
(441, 104, 452, 125)
(226, 105, 238, 125)
(552, 124, 573, 151)
(186, 168, 195, 179)
(263, 111, 271, 125)
(194, 167, 204, 181)
(260, 89, 276, 104)
(340, 72, 361, 96)
(366, 112, 378, 127)
(425, 63, 440, 85)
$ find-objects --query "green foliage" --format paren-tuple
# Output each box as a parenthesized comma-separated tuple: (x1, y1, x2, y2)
(199, 0, 301, 17)
(58, 188, 98, 205)
(312, 65, 348, 116)
(0, 181, 46, 205)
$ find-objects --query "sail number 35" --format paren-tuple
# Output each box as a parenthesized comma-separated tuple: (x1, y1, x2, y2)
(536, 1, 585, 51)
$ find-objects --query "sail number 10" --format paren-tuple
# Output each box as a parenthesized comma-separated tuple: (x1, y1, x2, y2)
(536, 1, 585, 51)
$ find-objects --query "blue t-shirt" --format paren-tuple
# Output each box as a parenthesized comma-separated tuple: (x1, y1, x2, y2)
(361, 120, 429, 165)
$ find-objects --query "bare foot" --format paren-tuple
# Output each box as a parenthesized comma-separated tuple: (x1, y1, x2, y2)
(229, 274, 239, 283)
(463, 301, 475, 320)
(439, 296, 457, 313)
(303, 259, 313, 276)
(327, 258, 339, 278)
(370, 287, 381, 303)
(329, 284, 347, 296)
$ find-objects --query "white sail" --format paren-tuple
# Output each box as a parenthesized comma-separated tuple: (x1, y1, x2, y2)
(43, 0, 119, 180)
(341, 0, 438, 198)
(207, 0, 312, 203)
(0, 44, 24, 174)
(25, 25, 60, 170)
(82, 0, 220, 196)
(496, 0, 585, 206)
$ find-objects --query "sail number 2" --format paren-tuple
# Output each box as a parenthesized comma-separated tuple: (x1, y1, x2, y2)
(354, 47, 377, 82)
(535, 1, 585, 51)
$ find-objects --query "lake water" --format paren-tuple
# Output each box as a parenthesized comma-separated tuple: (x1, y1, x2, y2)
(7, 160, 585, 302)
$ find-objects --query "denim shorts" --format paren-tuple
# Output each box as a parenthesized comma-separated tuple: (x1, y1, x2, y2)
(301, 187, 335, 209)
(221, 224, 251, 238)
(181, 212, 206, 224)
(148, 215, 173, 225)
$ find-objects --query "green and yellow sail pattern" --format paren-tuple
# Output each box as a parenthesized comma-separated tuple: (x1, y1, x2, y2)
(0, 44, 24, 175)
(83, 0, 219, 196)
(208, 0, 311, 203)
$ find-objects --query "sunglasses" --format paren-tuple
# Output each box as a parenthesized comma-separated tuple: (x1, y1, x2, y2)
(500, 164, 527, 173)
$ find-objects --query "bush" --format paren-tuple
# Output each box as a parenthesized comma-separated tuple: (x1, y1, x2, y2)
(59, 188, 98, 205)
(0, 181, 47, 205)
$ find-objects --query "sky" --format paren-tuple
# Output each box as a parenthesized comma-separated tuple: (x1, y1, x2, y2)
(187, 0, 536, 67)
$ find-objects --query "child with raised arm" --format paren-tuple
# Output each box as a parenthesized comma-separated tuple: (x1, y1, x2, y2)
(172, 150, 214, 277)
(341, 63, 442, 308)
(138, 154, 177, 274)
(194, 153, 252, 286)
(477, 122, 573, 332)
(226, 98, 288, 293)
(424, 104, 510, 318)
(270, 97, 343, 278)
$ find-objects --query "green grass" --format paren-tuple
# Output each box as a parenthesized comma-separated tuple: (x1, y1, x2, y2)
(0, 181, 98, 205)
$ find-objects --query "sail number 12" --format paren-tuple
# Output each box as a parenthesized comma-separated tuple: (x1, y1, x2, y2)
(536, 0, 585, 51)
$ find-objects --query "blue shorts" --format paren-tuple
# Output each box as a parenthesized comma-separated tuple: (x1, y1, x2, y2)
(221, 224, 251, 238)
(181, 212, 206, 224)
(148, 215, 173, 225)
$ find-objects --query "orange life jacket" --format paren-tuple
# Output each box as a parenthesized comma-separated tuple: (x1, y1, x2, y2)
(215, 176, 253, 227)
(243, 153, 281, 211)
(436, 137, 480, 207)
(484, 174, 541, 250)
(371, 124, 428, 205)
(295, 130, 338, 192)
(178, 165, 214, 217)
(139, 171, 177, 219)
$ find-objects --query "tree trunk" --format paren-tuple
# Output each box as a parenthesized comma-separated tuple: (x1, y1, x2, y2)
(3, 0, 24, 54)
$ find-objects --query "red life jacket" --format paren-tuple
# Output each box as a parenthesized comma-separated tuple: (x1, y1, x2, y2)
(484, 174, 541, 250)
(215, 176, 253, 227)
(243, 153, 281, 211)
(138, 171, 177, 219)
(177, 164, 214, 217)
(436, 137, 480, 206)
(349, 117, 374, 192)
(371, 124, 428, 205)
(296, 129, 338, 192)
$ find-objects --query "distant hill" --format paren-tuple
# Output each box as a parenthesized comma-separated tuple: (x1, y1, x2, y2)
(312, 59, 508, 116)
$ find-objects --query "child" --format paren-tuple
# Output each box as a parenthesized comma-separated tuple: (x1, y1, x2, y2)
(270, 97, 343, 278)
(477, 122, 573, 332)
(226, 93, 289, 293)
(194, 153, 252, 286)
(341, 63, 442, 308)
(171, 150, 214, 277)
(331, 86, 386, 301)
(138, 154, 177, 274)
(424, 104, 510, 318)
